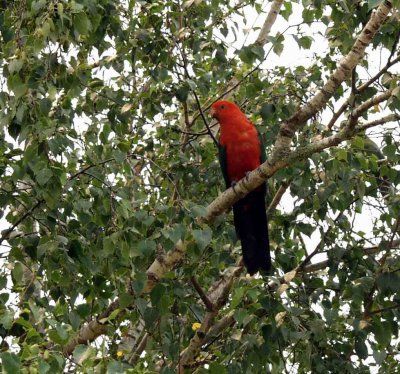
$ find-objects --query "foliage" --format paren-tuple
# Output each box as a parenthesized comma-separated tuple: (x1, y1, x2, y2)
(0, 0, 399, 372)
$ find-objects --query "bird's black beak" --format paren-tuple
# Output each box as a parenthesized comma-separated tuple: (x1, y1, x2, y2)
(210, 107, 218, 119)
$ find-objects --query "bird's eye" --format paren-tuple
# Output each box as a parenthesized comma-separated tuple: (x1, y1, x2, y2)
(221, 105, 225, 109)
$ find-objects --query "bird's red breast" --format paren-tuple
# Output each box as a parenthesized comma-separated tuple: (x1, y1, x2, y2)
(211, 100, 261, 182)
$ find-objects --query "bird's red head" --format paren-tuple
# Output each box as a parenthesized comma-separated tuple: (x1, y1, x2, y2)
(210, 100, 243, 123)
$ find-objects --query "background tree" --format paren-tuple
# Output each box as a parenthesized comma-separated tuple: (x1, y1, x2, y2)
(0, 0, 399, 373)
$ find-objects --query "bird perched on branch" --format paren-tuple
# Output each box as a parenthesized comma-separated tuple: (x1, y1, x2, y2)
(210, 100, 271, 275)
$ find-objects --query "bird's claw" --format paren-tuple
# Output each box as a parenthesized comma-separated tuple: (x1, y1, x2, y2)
(231, 181, 240, 196)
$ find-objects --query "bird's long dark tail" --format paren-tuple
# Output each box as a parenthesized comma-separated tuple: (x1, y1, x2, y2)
(233, 184, 271, 275)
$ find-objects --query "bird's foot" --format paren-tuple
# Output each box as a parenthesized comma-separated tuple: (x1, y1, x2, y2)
(231, 181, 240, 196)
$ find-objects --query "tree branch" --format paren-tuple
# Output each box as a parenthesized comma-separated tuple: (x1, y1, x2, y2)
(0, 200, 42, 246)
(347, 89, 394, 130)
(267, 179, 292, 214)
(275, 1, 392, 149)
(255, 0, 285, 46)
(191, 276, 215, 312)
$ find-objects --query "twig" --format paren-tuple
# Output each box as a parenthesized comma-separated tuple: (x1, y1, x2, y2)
(267, 179, 292, 214)
(177, 43, 219, 147)
(0, 200, 42, 246)
(128, 332, 149, 365)
(369, 303, 400, 316)
(191, 90, 219, 147)
(190, 276, 215, 312)
(347, 89, 393, 131)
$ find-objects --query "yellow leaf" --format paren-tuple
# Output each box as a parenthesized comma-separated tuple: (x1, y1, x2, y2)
(275, 312, 286, 327)
(277, 283, 289, 295)
(373, 104, 380, 113)
(192, 322, 201, 331)
(284, 270, 297, 284)
(121, 103, 133, 114)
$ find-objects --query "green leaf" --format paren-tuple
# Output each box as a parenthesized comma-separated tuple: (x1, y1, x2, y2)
(12, 262, 24, 285)
(0, 352, 21, 373)
(175, 85, 189, 102)
(36, 168, 53, 186)
(259, 103, 276, 121)
(74, 13, 92, 35)
(273, 34, 284, 56)
(209, 362, 228, 374)
(31, 0, 47, 13)
(192, 228, 212, 250)
(38, 358, 50, 374)
(138, 239, 156, 257)
(355, 337, 368, 359)
(190, 205, 208, 218)
(70, 2, 85, 13)
(7, 75, 27, 99)
(298, 36, 313, 49)
(119, 292, 134, 309)
(371, 320, 392, 346)
(373, 349, 386, 364)
(73, 345, 95, 365)
(336, 148, 347, 161)
(106, 361, 131, 374)
(377, 272, 400, 293)
(8, 59, 24, 74)
(281, 1, 292, 21)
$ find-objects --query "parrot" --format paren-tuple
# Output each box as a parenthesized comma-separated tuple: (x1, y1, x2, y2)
(210, 100, 271, 275)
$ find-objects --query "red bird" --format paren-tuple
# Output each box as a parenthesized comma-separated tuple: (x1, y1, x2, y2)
(211, 100, 271, 275)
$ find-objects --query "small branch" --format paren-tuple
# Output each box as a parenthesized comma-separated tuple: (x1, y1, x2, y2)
(128, 332, 149, 365)
(267, 179, 292, 214)
(358, 55, 400, 92)
(0, 200, 42, 246)
(327, 100, 348, 130)
(69, 157, 118, 181)
(350, 89, 393, 120)
(301, 239, 400, 273)
(357, 113, 400, 132)
(191, 90, 219, 147)
(190, 276, 215, 312)
(346, 89, 393, 131)
(177, 43, 219, 147)
(368, 303, 400, 316)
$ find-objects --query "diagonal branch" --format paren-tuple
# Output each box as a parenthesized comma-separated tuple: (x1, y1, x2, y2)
(273, 1, 392, 155)
(255, 0, 285, 46)
(347, 89, 394, 130)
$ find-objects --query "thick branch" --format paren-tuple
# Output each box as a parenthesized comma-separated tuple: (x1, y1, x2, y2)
(275, 1, 392, 148)
(255, 0, 285, 46)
